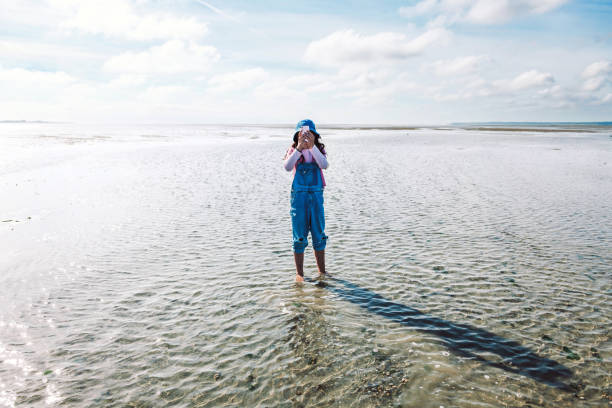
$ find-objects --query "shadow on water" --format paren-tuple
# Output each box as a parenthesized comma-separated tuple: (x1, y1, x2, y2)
(306, 276, 574, 392)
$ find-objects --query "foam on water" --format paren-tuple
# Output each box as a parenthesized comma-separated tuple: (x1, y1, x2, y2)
(0, 123, 611, 407)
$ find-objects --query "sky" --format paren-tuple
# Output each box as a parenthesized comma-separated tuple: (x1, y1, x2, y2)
(0, 0, 611, 124)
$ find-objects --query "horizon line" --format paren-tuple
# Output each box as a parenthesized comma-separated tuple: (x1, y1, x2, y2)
(1, 120, 611, 127)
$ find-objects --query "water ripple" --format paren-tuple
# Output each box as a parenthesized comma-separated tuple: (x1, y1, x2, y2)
(1, 127, 610, 407)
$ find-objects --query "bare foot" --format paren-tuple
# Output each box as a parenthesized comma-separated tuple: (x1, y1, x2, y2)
(317, 272, 332, 279)
(295, 274, 305, 283)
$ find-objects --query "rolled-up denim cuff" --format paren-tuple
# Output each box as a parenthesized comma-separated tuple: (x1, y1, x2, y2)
(293, 237, 307, 253)
(312, 235, 328, 251)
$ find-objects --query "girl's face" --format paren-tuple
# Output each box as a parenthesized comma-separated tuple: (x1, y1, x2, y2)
(293, 130, 319, 146)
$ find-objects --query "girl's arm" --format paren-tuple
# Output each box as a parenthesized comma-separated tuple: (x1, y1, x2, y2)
(310, 145, 329, 169)
(283, 147, 302, 171)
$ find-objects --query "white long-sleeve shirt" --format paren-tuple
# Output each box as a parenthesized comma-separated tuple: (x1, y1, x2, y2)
(283, 144, 328, 171)
(283, 144, 329, 187)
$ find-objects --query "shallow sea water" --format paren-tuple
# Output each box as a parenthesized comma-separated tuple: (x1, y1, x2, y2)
(0, 123, 611, 407)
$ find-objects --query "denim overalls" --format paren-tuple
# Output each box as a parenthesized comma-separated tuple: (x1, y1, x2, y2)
(290, 161, 328, 253)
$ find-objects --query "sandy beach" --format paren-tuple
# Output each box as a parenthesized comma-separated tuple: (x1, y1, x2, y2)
(1, 122, 611, 407)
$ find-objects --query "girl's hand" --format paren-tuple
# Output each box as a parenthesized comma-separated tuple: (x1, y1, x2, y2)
(297, 131, 311, 151)
(306, 137, 315, 149)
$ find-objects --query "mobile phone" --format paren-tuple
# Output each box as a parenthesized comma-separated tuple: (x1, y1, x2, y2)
(301, 125, 309, 134)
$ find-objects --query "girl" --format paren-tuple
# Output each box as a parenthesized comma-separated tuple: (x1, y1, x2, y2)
(282, 119, 329, 282)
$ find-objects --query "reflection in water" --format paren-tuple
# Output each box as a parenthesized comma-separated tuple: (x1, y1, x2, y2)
(284, 285, 430, 406)
(309, 277, 574, 392)
(282, 286, 341, 403)
(286, 286, 329, 367)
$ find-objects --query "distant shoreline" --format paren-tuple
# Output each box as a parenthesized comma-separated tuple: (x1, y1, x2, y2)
(1, 120, 610, 130)
(452, 121, 612, 126)
(0, 120, 69, 124)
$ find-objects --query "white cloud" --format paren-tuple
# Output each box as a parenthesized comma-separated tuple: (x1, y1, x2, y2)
(233, 65, 422, 108)
(582, 61, 611, 78)
(399, 0, 568, 25)
(286, 67, 418, 105)
(0, 67, 75, 87)
(0, 67, 100, 120)
(537, 84, 563, 97)
(399, 0, 438, 18)
(103, 40, 220, 75)
(50, 0, 207, 41)
(0, 67, 78, 102)
(338, 78, 418, 105)
(208, 68, 268, 93)
(428, 69, 556, 102)
(285, 73, 338, 94)
(527, 0, 570, 14)
(580, 61, 611, 92)
(465, 2, 513, 24)
(582, 76, 607, 92)
(304, 28, 450, 66)
(253, 82, 302, 101)
(495, 69, 555, 91)
(108, 74, 148, 88)
(138, 85, 194, 104)
(430, 55, 488, 76)
(0, 39, 102, 63)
